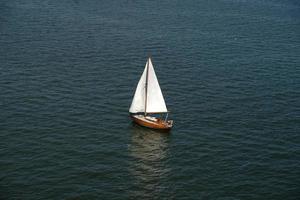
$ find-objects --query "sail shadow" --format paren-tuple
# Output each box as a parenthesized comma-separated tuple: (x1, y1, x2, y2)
(128, 124, 171, 199)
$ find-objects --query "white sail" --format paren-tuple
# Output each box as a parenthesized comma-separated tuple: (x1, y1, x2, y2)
(146, 58, 168, 113)
(129, 62, 147, 113)
(129, 58, 168, 114)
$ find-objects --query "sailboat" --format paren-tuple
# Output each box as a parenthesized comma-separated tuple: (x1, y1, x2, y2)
(129, 57, 173, 130)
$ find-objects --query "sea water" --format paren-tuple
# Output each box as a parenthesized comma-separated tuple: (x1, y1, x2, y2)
(1, 0, 299, 199)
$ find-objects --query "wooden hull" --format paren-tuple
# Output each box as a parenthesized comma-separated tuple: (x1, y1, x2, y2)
(131, 114, 173, 131)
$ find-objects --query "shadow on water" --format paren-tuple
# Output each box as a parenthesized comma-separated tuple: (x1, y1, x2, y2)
(128, 123, 172, 199)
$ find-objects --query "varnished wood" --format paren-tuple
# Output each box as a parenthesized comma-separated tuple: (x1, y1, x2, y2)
(131, 114, 173, 131)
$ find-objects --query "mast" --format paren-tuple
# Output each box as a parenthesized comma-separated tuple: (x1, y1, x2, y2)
(144, 57, 150, 116)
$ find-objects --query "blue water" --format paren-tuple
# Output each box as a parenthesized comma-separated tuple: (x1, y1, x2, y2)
(1, 0, 300, 199)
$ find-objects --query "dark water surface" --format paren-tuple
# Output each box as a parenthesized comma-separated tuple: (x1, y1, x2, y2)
(1, 0, 300, 199)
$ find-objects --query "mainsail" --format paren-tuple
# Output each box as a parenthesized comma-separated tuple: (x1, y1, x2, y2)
(129, 63, 147, 113)
(129, 58, 168, 114)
